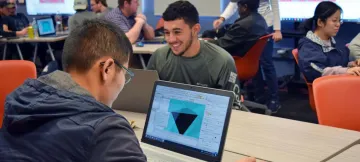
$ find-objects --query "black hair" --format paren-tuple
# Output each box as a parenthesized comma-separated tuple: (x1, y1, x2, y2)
(237, 0, 260, 12)
(118, 0, 131, 8)
(302, 1, 342, 32)
(62, 19, 132, 73)
(162, 1, 199, 27)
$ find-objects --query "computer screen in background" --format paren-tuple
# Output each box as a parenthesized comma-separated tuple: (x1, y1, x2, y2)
(144, 85, 231, 157)
(37, 18, 55, 35)
(279, 0, 360, 22)
(26, 0, 75, 15)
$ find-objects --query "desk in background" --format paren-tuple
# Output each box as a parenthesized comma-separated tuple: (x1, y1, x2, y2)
(132, 44, 167, 69)
(114, 109, 360, 162)
(1, 35, 68, 62)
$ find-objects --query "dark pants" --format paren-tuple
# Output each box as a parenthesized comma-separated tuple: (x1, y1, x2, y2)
(6, 43, 48, 68)
(253, 27, 279, 103)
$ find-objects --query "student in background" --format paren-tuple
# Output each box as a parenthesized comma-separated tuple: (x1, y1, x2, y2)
(213, 0, 282, 112)
(90, 0, 112, 17)
(349, 33, 360, 59)
(0, 1, 26, 37)
(68, 0, 97, 32)
(147, 1, 240, 105)
(104, 0, 154, 44)
(2, 0, 28, 34)
(298, 1, 360, 83)
(0, 19, 147, 162)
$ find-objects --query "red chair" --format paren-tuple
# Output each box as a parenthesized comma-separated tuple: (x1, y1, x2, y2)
(313, 75, 360, 131)
(156, 18, 164, 30)
(292, 49, 316, 112)
(233, 34, 273, 81)
(233, 34, 273, 114)
(0, 60, 37, 128)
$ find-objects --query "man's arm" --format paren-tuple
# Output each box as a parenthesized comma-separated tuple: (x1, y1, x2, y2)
(126, 21, 144, 44)
(142, 23, 155, 40)
(88, 116, 147, 162)
(349, 34, 360, 60)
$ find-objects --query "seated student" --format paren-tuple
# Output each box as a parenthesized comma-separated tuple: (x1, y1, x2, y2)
(68, 0, 97, 32)
(90, 0, 112, 17)
(104, 0, 154, 44)
(2, 0, 28, 34)
(204, 0, 267, 56)
(349, 33, 360, 59)
(0, 1, 27, 37)
(147, 1, 240, 102)
(0, 19, 146, 161)
(298, 1, 360, 83)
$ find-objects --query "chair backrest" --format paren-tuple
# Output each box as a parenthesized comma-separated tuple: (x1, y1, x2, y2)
(292, 49, 316, 111)
(313, 75, 360, 131)
(0, 60, 37, 128)
(156, 18, 164, 30)
(233, 34, 273, 81)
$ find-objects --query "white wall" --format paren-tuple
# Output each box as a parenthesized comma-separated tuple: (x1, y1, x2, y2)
(154, 0, 221, 16)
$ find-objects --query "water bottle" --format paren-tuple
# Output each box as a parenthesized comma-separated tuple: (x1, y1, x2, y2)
(55, 13, 63, 34)
(31, 18, 38, 38)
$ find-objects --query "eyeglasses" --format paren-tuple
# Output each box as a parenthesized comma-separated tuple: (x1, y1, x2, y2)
(100, 59, 134, 84)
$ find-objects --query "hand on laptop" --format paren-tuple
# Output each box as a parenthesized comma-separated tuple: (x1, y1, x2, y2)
(237, 157, 257, 162)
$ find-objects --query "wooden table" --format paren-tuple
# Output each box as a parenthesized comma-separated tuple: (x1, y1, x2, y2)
(115, 110, 360, 162)
(326, 144, 360, 162)
(132, 44, 167, 69)
(1, 35, 68, 61)
(130, 117, 263, 162)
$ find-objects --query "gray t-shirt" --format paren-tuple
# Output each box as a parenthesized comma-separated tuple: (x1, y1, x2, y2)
(147, 40, 239, 94)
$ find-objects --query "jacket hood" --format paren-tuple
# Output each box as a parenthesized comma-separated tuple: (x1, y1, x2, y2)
(2, 71, 113, 134)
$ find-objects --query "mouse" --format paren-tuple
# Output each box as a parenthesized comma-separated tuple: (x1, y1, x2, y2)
(136, 42, 144, 47)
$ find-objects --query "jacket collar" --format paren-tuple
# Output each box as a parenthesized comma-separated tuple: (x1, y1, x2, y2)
(306, 31, 336, 53)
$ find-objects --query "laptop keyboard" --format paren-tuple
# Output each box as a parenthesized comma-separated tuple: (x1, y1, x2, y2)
(143, 146, 185, 162)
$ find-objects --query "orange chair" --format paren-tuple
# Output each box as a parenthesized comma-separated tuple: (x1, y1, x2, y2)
(233, 34, 273, 81)
(0, 60, 37, 128)
(233, 34, 273, 114)
(313, 75, 360, 131)
(156, 18, 164, 30)
(292, 49, 316, 112)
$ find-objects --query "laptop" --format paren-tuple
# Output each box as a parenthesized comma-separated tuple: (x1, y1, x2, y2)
(36, 17, 67, 37)
(141, 80, 234, 162)
(112, 69, 159, 113)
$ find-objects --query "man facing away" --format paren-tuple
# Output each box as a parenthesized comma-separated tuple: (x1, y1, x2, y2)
(0, 19, 146, 162)
(104, 0, 154, 44)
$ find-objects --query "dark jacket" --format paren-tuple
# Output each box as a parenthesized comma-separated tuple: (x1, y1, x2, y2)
(209, 12, 268, 56)
(0, 16, 16, 37)
(298, 31, 350, 82)
(0, 71, 146, 162)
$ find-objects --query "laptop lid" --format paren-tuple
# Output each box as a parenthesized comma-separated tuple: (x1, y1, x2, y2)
(112, 69, 159, 113)
(142, 81, 234, 162)
(36, 17, 56, 36)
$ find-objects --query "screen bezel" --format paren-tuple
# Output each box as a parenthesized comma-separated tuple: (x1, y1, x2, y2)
(36, 17, 56, 36)
(141, 80, 234, 162)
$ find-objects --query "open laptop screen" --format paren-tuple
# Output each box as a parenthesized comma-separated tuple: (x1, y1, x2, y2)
(37, 18, 55, 36)
(142, 81, 233, 162)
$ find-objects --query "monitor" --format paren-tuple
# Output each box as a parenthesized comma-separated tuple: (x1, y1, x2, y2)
(142, 81, 234, 162)
(279, 0, 360, 22)
(37, 18, 56, 36)
(26, 0, 75, 15)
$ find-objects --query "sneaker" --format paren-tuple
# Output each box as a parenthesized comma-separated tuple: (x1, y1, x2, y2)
(267, 100, 281, 113)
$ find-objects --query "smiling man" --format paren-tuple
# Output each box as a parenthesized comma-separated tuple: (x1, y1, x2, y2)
(147, 1, 239, 98)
